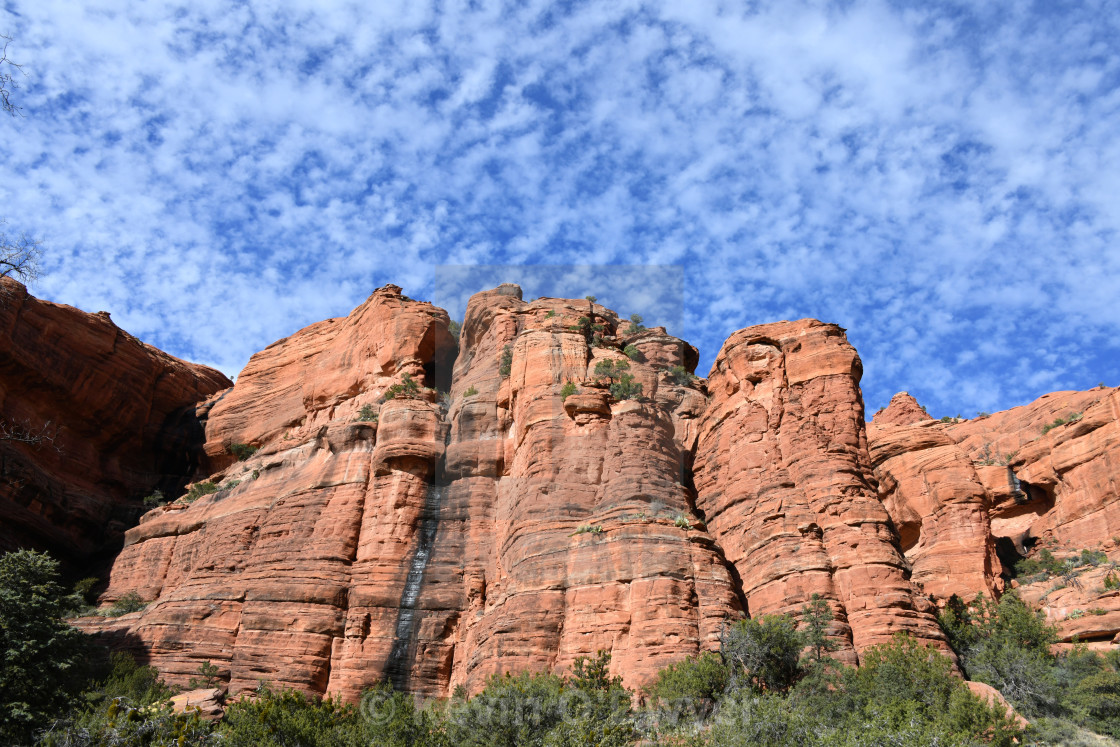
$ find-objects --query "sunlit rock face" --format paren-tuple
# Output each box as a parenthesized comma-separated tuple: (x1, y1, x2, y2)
(869, 386, 1120, 648)
(693, 321, 949, 665)
(0, 277, 231, 566)
(63, 284, 966, 699)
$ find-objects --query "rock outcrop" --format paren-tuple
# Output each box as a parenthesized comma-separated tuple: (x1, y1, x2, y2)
(76, 287, 960, 700)
(694, 321, 948, 663)
(872, 391, 933, 426)
(869, 386, 1120, 645)
(0, 278, 231, 565)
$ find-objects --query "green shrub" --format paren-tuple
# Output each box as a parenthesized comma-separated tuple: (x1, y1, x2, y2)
(142, 489, 166, 508)
(594, 358, 630, 383)
(42, 696, 218, 746)
(560, 381, 577, 400)
(1104, 572, 1119, 590)
(1080, 549, 1107, 566)
(704, 691, 818, 747)
(498, 345, 513, 378)
(463, 385, 478, 397)
(188, 661, 222, 689)
(360, 683, 448, 747)
(0, 550, 89, 745)
(73, 576, 100, 605)
(624, 314, 646, 335)
(571, 524, 604, 536)
(220, 685, 365, 747)
(665, 365, 696, 385)
(852, 636, 1022, 745)
(229, 442, 258, 461)
(800, 594, 839, 666)
(623, 344, 645, 362)
(939, 592, 1059, 716)
(544, 310, 555, 319)
(356, 404, 378, 422)
(1043, 412, 1083, 434)
(444, 671, 568, 747)
(721, 614, 804, 693)
(1013, 548, 1066, 578)
(645, 651, 729, 706)
(448, 320, 461, 342)
(105, 591, 146, 617)
(182, 481, 219, 503)
(444, 654, 634, 747)
(673, 514, 691, 529)
(610, 373, 643, 401)
(1064, 669, 1120, 737)
(569, 316, 592, 335)
(385, 372, 421, 399)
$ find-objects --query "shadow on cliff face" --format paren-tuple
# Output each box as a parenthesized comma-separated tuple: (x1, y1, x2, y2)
(0, 278, 231, 573)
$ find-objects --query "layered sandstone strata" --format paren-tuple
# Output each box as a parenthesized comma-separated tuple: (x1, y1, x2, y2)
(0, 277, 230, 564)
(83, 286, 954, 699)
(693, 321, 949, 663)
(869, 386, 1120, 645)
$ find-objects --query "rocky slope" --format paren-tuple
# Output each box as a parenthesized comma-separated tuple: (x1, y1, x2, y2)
(869, 386, 1120, 646)
(0, 277, 231, 565)
(76, 284, 953, 699)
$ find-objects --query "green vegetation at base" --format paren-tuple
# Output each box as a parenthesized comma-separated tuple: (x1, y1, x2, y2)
(0, 550, 89, 745)
(12, 547, 1120, 746)
(940, 590, 1120, 740)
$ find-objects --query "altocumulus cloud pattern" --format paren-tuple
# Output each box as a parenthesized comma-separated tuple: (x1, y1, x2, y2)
(1, 0, 1118, 417)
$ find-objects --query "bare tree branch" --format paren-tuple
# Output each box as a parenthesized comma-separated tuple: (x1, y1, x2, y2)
(0, 417, 59, 451)
(1, 33, 25, 117)
(0, 220, 42, 283)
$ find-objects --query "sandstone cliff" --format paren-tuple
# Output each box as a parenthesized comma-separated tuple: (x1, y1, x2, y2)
(695, 322, 947, 664)
(0, 277, 231, 565)
(869, 386, 1120, 646)
(78, 284, 953, 699)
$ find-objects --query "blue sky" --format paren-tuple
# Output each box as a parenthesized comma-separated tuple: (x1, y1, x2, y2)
(2, 1, 1118, 418)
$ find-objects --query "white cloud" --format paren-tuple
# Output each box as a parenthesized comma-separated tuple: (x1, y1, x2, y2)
(0, 0, 1117, 416)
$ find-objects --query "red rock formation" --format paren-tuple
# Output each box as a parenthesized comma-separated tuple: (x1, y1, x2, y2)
(439, 289, 739, 695)
(81, 288, 981, 699)
(693, 321, 949, 663)
(872, 391, 933, 426)
(869, 387, 1120, 646)
(90, 285, 745, 698)
(0, 277, 230, 565)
